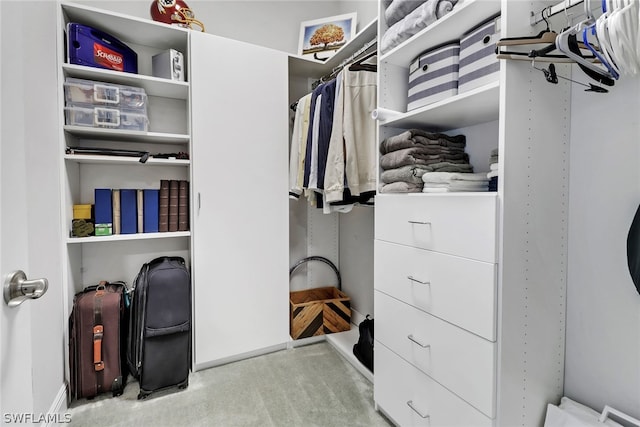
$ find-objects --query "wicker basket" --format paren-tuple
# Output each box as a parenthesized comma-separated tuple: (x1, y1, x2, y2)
(289, 257, 351, 340)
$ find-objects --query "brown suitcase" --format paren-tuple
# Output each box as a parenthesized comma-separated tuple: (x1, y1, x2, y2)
(69, 281, 128, 400)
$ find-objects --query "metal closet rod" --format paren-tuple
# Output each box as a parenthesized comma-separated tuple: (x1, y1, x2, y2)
(530, 0, 585, 25)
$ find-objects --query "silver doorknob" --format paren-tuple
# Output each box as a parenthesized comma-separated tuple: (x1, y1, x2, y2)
(3, 270, 48, 307)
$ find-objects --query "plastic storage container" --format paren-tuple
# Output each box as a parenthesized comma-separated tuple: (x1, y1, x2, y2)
(65, 105, 149, 131)
(64, 77, 148, 113)
(458, 15, 501, 93)
(407, 42, 460, 111)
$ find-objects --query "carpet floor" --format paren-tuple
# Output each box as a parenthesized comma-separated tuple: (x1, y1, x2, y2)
(67, 342, 392, 427)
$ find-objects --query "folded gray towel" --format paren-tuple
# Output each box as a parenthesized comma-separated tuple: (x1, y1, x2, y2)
(381, 0, 458, 53)
(385, 0, 427, 27)
(422, 162, 474, 173)
(380, 181, 423, 193)
(381, 165, 432, 184)
(380, 147, 469, 170)
(380, 129, 466, 154)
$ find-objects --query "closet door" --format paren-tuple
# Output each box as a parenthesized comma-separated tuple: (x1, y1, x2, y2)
(190, 32, 289, 368)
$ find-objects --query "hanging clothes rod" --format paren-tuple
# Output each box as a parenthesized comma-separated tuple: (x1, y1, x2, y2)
(311, 37, 378, 88)
(530, 0, 584, 25)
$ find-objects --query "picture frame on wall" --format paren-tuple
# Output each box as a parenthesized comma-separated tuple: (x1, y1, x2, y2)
(298, 13, 357, 62)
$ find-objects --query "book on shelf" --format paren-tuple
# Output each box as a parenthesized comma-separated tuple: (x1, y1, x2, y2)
(143, 189, 160, 233)
(159, 180, 170, 232)
(112, 189, 121, 235)
(169, 180, 179, 232)
(120, 189, 138, 234)
(137, 189, 144, 233)
(178, 180, 189, 231)
(94, 188, 113, 236)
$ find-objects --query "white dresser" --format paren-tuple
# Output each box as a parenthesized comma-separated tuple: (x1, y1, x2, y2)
(374, 193, 498, 425)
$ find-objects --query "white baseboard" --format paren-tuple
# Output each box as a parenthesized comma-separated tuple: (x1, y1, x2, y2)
(325, 308, 374, 383)
(42, 383, 68, 427)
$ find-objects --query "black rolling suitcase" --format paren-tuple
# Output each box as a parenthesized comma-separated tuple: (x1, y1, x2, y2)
(127, 256, 191, 399)
(69, 281, 129, 400)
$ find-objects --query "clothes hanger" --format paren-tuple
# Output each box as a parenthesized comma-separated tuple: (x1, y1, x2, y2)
(556, 27, 616, 85)
(531, 60, 608, 92)
(348, 50, 377, 72)
(581, 0, 620, 79)
(496, 7, 558, 47)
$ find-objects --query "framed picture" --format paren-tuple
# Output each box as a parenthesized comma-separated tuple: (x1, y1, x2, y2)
(298, 13, 357, 62)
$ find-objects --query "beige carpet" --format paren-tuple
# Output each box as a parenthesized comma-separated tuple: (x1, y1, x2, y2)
(67, 342, 392, 427)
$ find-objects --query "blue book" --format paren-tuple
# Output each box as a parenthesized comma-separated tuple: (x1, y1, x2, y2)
(143, 189, 159, 233)
(120, 189, 137, 234)
(94, 188, 112, 225)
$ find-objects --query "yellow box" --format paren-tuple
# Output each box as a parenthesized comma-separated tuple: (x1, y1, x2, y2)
(73, 204, 92, 219)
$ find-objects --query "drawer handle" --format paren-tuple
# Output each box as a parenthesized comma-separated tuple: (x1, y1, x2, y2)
(408, 220, 431, 225)
(407, 276, 430, 285)
(407, 334, 430, 348)
(407, 400, 430, 419)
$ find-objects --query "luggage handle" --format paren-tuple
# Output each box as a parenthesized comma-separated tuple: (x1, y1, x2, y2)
(289, 256, 341, 291)
(93, 324, 104, 371)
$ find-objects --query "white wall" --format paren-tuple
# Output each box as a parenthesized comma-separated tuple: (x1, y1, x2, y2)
(74, 0, 377, 54)
(566, 68, 640, 419)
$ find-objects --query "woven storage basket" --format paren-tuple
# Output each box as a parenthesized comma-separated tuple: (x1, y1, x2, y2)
(289, 256, 351, 340)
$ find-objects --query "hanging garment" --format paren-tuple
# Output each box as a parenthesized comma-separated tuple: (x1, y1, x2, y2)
(324, 69, 377, 203)
(289, 94, 311, 199)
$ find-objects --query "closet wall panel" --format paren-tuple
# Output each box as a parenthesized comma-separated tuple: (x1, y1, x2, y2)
(190, 32, 289, 369)
(565, 72, 640, 419)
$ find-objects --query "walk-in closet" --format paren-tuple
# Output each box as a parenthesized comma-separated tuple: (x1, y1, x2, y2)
(1, 0, 639, 426)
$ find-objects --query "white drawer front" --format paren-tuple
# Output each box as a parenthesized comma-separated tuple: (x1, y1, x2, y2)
(375, 194, 498, 263)
(375, 343, 493, 427)
(375, 240, 497, 341)
(375, 291, 496, 418)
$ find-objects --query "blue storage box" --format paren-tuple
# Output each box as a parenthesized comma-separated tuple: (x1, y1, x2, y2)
(67, 23, 138, 74)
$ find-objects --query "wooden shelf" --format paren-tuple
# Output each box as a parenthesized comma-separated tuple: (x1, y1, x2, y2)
(62, 64, 189, 100)
(380, 81, 500, 131)
(67, 231, 190, 244)
(63, 125, 190, 144)
(64, 154, 190, 166)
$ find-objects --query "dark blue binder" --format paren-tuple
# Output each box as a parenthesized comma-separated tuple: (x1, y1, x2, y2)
(143, 189, 159, 233)
(94, 188, 112, 225)
(120, 189, 137, 234)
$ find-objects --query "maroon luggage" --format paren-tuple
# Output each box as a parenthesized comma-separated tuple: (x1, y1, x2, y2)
(69, 281, 128, 400)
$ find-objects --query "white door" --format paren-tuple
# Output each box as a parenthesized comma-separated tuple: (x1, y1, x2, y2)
(190, 32, 290, 368)
(1, 1, 65, 421)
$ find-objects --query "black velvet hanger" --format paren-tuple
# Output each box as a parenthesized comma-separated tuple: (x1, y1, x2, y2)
(349, 51, 377, 72)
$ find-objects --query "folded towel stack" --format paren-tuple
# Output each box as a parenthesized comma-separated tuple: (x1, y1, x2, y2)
(379, 129, 472, 193)
(487, 148, 499, 192)
(422, 171, 489, 193)
(381, 0, 460, 54)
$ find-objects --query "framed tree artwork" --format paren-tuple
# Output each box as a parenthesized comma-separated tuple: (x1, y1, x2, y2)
(298, 13, 357, 62)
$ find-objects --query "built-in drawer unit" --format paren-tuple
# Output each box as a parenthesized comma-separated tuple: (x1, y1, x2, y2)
(375, 290, 496, 417)
(375, 343, 493, 427)
(374, 240, 497, 341)
(375, 194, 498, 263)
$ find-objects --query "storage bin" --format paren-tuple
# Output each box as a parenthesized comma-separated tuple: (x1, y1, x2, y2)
(289, 256, 351, 340)
(407, 42, 460, 111)
(73, 204, 92, 219)
(64, 77, 148, 112)
(458, 14, 501, 93)
(64, 105, 149, 131)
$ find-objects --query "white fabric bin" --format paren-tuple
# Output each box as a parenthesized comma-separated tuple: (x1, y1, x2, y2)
(458, 14, 501, 93)
(407, 41, 460, 111)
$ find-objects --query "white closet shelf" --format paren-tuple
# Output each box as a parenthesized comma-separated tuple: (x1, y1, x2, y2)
(62, 64, 190, 100)
(289, 17, 378, 79)
(64, 154, 190, 167)
(67, 231, 190, 244)
(63, 126, 190, 144)
(380, 0, 501, 67)
(61, 1, 189, 51)
(380, 81, 499, 131)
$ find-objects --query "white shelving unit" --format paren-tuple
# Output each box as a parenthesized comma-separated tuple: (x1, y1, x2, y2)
(374, 0, 568, 426)
(57, 1, 193, 389)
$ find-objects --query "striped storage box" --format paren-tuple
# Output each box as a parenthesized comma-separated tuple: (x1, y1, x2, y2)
(407, 42, 460, 111)
(458, 15, 501, 93)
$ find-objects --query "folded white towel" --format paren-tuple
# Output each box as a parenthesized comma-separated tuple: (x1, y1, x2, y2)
(487, 170, 499, 179)
(422, 171, 489, 183)
(489, 162, 499, 171)
(423, 186, 489, 193)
